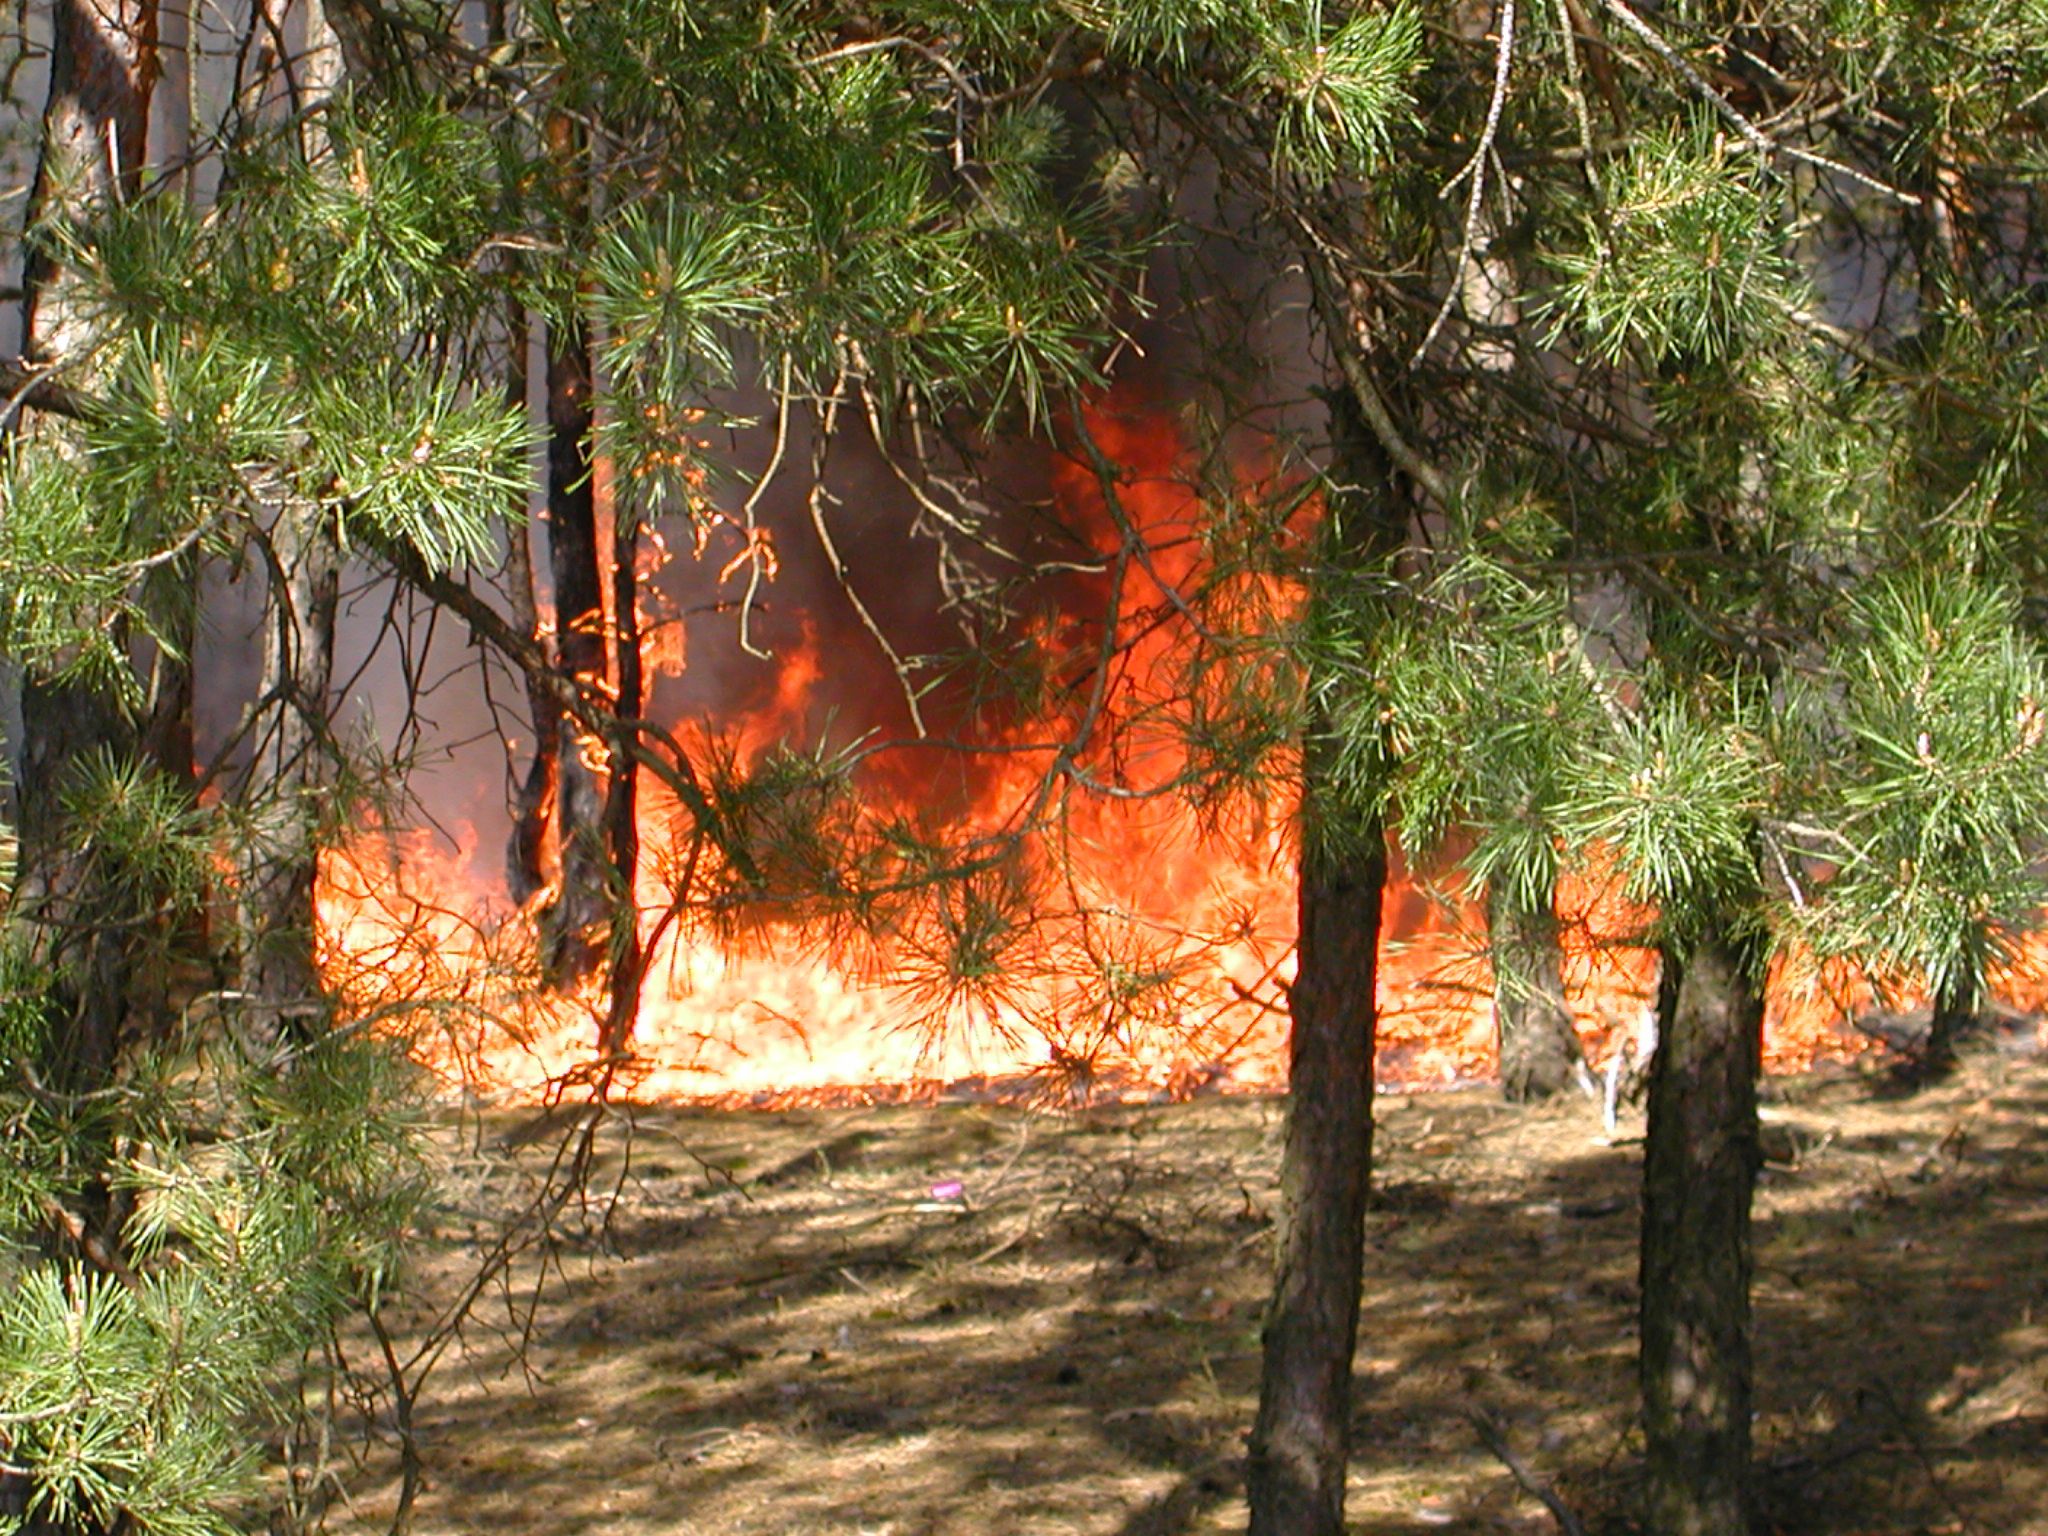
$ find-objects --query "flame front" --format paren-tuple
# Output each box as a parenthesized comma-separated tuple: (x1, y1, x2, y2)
(315, 390, 2043, 1106)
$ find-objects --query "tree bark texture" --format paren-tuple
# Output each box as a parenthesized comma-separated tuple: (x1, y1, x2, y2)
(22, 0, 157, 363)
(1920, 969, 1976, 1076)
(533, 106, 612, 989)
(8, 0, 158, 1086)
(13, 683, 137, 1090)
(598, 506, 643, 1056)
(1640, 927, 1764, 1536)
(538, 313, 610, 986)
(1246, 768, 1385, 1536)
(232, 0, 343, 1040)
(236, 496, 340, 1035)
(1489, 882, 1587, 1102)
(1246, 390, 1407, 1536)
(499, 302, 561, 905)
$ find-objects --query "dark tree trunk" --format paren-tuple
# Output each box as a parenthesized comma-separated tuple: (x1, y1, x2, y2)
(1246, 391, 1406, 1536)
(598, 506, 643, 1057)
(535, 107, 609, 989)
(140, 631, 195, 787)
(498, 300, 560, 905)
(537, 315, 609, 985)
(486, 0, 549, 902)
(1640, 926, 1763, 1536)
(1489, 882, 1587, 1102)
(14, 681, 136, 1091)
(8, 0, 159, 1085)
(1920, 968, 1976, 1076)
(1246, 763, 1385, 1536)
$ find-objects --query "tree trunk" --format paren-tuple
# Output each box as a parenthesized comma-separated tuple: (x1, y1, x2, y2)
(7, 0, 159, 1083)
(500, 308, 561, 906)
(486, 0, 555, 906)
(598, 503, 643, 1056)
(1247, 763, 1384, 1536)
(14, 682, 137, 1090)
(534, 108, 610, 988)
(1246, 391, 1406, 1536)
(236, 494, 340, 1037)
(21, 0, 158, 364)
(6, 0, 159, 821)
(1920, 968, 1975, 1076)
(1640, 926, 1763, 1536)
(233, 0, 343, 1042)
(538, 312, 610, 986)
(1489, 882, 1587, 1102)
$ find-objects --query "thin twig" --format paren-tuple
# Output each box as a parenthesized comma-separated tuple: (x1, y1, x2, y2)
(807, 356, 928, 735)
(1595, 0, 1915, 203)
(1466, 1407, 1589, 1536)
(735, 349, 795, 660)
(1412, 0, 1518, 369)
(368, 1309, 421, 1536)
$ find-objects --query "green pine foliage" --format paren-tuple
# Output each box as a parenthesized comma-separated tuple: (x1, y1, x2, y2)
(1378, 547, 1607, 917)
(1547, 121, 1801, 367)
(0, 1026, 428, 1536)
(1, 81, 524, 1536)
(1248, 2, 1424, 179)
(1795, 573, 2048, 997)
(11, 3, 2048, 1529)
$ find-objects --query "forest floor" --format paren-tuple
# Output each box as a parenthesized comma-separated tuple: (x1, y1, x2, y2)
(340, 1034, 2048, 1536)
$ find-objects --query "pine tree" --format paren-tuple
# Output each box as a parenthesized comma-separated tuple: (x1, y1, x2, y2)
(0, 6, 519, 1529)
(1026, 3, 2048, 1531)
(11, 7, 2046, 1536)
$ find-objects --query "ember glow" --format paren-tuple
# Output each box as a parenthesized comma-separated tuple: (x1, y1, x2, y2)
(314, 392, 2043, 1106)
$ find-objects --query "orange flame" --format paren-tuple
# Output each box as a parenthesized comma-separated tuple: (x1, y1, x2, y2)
(314, 387, 2039, 1105)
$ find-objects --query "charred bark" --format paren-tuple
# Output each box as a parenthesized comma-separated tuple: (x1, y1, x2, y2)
(498, 301, 561, 906)
(1640, 925, 1764, 1536)
(506, 589, 562, 903)
(1246, 392, 1406, 1536)
(485, 16, 554, 909)
(1489, 883, 1587, 1102)
(533, 106, 611, 989)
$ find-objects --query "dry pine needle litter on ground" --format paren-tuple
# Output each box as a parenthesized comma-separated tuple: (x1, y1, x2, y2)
(333, 1046, 2048, 1536)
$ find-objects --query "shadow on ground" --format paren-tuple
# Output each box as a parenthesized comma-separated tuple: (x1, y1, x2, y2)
(350, 1049, 2048, 1536)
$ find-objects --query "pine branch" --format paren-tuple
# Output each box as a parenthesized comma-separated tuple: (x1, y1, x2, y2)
(1301, 255, 1452, 508)
(0, 356, 94, 423)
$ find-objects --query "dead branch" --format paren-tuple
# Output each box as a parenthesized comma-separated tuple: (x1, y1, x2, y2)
(1466, 1407, 1588, 1536)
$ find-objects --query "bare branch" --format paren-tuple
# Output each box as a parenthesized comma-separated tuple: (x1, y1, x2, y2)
(0, 355, 93, 424)
(1466, 1407, 1589, 1536)
(1412, 0, 1518, 369)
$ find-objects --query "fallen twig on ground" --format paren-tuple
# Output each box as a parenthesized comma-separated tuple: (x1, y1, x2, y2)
(1466, 1407, 1587, 1536)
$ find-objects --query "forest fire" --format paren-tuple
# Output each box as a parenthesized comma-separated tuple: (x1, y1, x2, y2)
(312, 388, 2043, 1108)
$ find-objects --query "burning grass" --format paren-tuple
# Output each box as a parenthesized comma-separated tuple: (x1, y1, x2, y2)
(330, 1037, 2048, 1536)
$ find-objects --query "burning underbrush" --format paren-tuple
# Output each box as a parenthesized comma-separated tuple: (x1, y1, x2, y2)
(312, 811, 2047, 1112)
(313, 382, 2048, 1112)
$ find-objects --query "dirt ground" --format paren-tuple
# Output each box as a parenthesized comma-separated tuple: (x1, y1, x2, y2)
(336, 1039, 2048, 1536)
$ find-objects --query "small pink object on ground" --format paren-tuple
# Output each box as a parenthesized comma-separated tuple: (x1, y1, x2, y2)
(928, 1180, 965, 1201)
